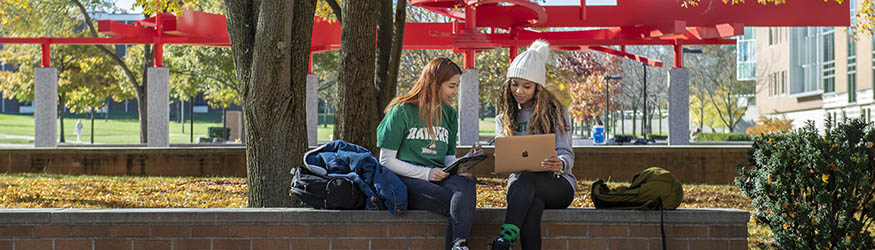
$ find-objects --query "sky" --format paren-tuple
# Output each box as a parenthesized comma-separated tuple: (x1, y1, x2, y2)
(115, 0, 140, 12)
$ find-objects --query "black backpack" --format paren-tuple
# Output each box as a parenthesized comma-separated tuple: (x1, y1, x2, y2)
(289, 166, 366, 209)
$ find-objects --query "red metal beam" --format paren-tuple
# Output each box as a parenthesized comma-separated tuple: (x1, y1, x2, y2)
(574, 46, 664, 67)
(41, 42, 50, 67)
(171, 9, 229, 40)
(683, 23, 743, 40)
(0, 37, 228, 45)
(471, 0, 848, 28)
(98, 20, 156, 38)
(674, 44, 682, 68)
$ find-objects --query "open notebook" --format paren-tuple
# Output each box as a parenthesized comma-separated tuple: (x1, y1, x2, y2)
(442, 154, 487, 175)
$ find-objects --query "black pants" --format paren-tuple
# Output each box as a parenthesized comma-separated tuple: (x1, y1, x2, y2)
(401, 175, 477, 250)
(505, 171, 574, 250)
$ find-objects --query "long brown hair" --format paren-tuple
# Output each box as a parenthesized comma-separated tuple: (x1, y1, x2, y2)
(384, 57, 462, 138)
(497, 79, 567, 136)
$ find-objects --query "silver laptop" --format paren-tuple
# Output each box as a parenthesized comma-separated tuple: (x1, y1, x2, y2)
(493, 134, 556, 174)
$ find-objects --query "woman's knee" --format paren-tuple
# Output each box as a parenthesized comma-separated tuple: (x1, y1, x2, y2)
(510, 172, 538, 189)
(445, 175, 476, 191)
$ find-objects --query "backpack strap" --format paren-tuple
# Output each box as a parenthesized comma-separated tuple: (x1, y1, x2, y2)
(657, 197, 666, 250)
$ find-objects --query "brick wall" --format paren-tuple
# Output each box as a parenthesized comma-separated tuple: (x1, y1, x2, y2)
(0, 208, 749, 250)
(0, 145, 750, 184)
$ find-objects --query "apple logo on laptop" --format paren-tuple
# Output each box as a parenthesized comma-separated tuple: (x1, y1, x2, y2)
(522, 150, 528, 158)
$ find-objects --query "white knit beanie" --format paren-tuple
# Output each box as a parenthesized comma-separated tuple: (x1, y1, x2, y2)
(506, 40, 551, 86)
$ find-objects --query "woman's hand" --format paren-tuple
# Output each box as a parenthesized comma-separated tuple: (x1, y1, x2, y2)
(428, 167, 449, 182)
(540, 153, 563, 172)
(465, 142, 484, 157)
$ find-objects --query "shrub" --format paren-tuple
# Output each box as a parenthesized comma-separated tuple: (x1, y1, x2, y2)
(318, 114, 335, 124)
(614, 134, 640, 139)
(208, 127, 230, 140)
(746, 115, 794, 136)
(695, 132, 752, 142)
(736, 118, 875, 249)
(726, 133, 752, 141)
(647, 133, 668, 140)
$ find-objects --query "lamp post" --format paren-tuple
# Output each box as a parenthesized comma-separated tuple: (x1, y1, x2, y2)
(603, 75, 622, 139)
(642, 62, 648, 141)
(681, 47, 703, 135)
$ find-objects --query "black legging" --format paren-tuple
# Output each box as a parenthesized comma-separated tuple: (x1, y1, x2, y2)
(505, 171, 574, 250)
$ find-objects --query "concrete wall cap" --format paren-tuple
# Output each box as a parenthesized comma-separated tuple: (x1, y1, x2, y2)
(0, 208, 749, 225)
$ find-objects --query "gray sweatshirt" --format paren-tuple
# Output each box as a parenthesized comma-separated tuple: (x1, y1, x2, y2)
(495, 107, 577, 192)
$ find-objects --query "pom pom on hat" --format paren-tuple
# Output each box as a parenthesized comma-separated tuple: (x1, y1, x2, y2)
(506, 40, 551, 86)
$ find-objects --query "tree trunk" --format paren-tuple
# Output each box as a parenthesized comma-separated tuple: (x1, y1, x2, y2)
(376, 0, 406, 122)
(631, 108, 638, 137)
(136, 89, 148, 144)
(335, 1, 379, 152)
(73, 0, 147, 143)
(374, 0, 392, 110)
(620, 110, 625, 134)
(90, 107, 95, 144)
(59, 94, 66, 143)
(136, 45, 153, 144)
(224, 0, 315, 207)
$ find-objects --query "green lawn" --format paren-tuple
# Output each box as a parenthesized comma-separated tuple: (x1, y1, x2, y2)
(0, 113, 498, 144)
(0, 113, 223, 144)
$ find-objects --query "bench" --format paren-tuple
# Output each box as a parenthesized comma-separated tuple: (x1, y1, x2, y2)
(0, 208, 749, 250)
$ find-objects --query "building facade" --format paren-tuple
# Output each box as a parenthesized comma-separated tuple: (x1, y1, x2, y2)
(753, 0, 868, 131)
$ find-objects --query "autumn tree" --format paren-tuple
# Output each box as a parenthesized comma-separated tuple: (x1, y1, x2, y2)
(322, 0, 407, 151)
(222, 0, 316, 206)
(557, 49, 624, 134)
(0, 0, 126, 143)
(686, 45, 753, 132)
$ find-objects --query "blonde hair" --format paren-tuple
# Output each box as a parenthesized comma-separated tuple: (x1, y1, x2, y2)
(384, 57, 462, 138)
(497, 79, 567, 136)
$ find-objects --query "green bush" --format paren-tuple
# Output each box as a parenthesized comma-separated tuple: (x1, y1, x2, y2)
(695, 132, 752, 142)
(614, 134, 640, 139)
(647, 133, 668, 140)
(736, 118, 875, 249)
(318, 114, 335, 124)
(208, 127, 230, 140)
(726, 133, 752, 141)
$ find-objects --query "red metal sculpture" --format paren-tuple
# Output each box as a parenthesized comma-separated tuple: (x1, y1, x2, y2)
(0, 0, 849, 70)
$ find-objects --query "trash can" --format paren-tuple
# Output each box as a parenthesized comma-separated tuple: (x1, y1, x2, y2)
(592, 125, 606, 144)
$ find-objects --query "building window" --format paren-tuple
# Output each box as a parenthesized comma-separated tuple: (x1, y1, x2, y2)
(736, 27, 756, 80)
(781, 71, 786, 94)
(864, 108, 870, 122)
(769, 27, 774, 45)
(823, 27, 836, 93)
(849, 73, 857, 103)
(772, 73, 778, 96)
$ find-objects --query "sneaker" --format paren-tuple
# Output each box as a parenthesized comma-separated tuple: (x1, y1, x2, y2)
(488, 237, 512, 250)
(451, 239, 469, 250)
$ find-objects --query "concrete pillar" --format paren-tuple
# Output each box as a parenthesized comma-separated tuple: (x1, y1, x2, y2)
(458, 69, 479, 145)
(34, 67, 58, 148)
(147, 67, 169, 147)
(306, 74, 318, 146)
(668, 68, 690, 145)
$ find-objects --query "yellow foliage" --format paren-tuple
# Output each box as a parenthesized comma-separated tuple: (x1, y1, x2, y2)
(746, 114, 794, 135)
(315, 0, 338, 22)
(1, 174, 753, 210)
(135, 0, 201, 15)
